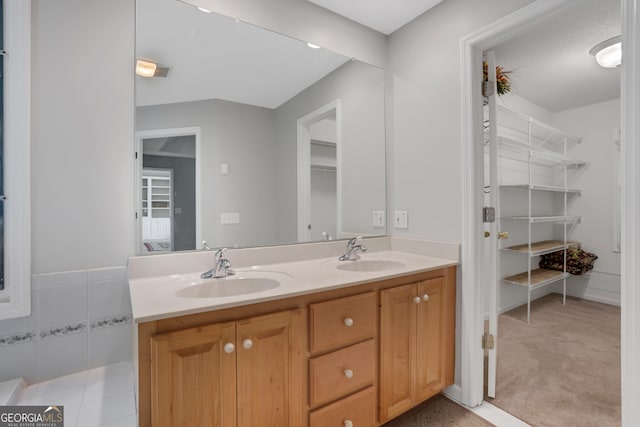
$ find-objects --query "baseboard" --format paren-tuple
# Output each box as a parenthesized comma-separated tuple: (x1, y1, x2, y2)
(443, 384, 463, 404)
(0, 378, 26, 405)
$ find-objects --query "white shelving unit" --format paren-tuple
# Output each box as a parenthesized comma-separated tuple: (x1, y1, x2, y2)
(492, 105, 586, 322)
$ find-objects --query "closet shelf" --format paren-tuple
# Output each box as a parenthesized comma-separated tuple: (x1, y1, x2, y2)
(501, 268, 569, 289)
(499, 184, 582, 195)
(496, 105, 582, 146)
(500, 215, 581, 224)
(502, 240, 579, 257)
(495, 136, 587, 168)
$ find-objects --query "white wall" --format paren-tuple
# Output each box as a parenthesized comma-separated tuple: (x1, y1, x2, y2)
(137, 99, 280, 248)
(275, 60, 386, 242)
(386, 0, 534, 243)
(554, 98, 621, 305)
(30, 0, 135, 274)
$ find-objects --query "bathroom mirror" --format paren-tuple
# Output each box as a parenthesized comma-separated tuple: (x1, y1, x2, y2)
(135, 0, 386, 253)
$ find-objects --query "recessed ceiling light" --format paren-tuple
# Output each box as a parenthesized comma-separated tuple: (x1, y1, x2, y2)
(307, 43, 321, 49)
(197, 6, 212, 13)
(589, 36, 622, 68)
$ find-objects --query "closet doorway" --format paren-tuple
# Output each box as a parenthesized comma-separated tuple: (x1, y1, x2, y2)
(472, 0, 622, 425)
(297, 100, 342, 242)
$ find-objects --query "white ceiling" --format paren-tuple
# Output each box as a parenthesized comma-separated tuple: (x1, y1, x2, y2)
(136, 0, 350, 108)
(308, 0, 443, 35)
(491, 0, 620, 112)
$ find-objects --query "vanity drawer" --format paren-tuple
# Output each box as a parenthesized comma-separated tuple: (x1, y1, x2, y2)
(309, 291, 376, 353)
(309, 339, 376, 407)
(309, 386, 376, 427)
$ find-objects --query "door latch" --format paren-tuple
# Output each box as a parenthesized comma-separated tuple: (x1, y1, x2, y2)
(483, 207, 495, 223)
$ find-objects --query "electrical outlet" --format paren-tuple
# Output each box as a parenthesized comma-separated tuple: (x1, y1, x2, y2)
(394, 211, 408, 229)
(220, 212, 240, 224)
(373, 211, 385, 227)
(220, 163, 229, 175)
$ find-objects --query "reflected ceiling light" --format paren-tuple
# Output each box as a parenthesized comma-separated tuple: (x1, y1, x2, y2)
(136, 59, 157, 77)
(135, 59, 170, 78)
(589, 36, 621, 68)
(197, 6, 212, 13)
(307, 42, 321, 49)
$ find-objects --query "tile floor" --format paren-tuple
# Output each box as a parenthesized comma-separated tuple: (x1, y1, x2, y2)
(14, 361, 137, 427)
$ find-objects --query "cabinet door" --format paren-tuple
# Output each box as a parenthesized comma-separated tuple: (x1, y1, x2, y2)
(415, 277, 446, 401)
(151, 322, 237, 427)
(379, 283, 418, 422)
(236, 309, 303, 427)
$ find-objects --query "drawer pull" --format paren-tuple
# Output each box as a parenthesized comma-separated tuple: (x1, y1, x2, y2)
(242, 339, 253, 350)
(422, 294, 430, 302)
(344, 420, 353, 427)
(413, 296, 422, 304)
(344, 317, 354, 327)
(223, 342, 235, 354)
(344, 369, 354, 379)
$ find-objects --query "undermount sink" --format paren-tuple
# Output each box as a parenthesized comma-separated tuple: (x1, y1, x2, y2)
(336, 259, 406, 272)
(166, 271, 289, 299)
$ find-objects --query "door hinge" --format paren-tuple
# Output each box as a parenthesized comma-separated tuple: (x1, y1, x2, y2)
(482, 80, 494, 97)
(482, 333, 495, 350)
(483, 207, 495, 223)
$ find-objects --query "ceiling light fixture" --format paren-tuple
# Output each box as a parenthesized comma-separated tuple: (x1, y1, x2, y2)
(589, 35, 622, 68)
(136, 59, 157, 77)
(135, 59, 171, 78)
(197, 6, 212, 13)
(307, 42, 321, 49)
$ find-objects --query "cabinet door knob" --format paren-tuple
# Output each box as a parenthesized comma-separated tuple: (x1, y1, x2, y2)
(242, 339, 253, 350)
(344, 317, 354, 327)
(422, 294, 430, 302)
(223, 342, 235, 354)
(343, 369, 354, 379)
(344, 420, 353, 427)
(413, 296, 422, 304)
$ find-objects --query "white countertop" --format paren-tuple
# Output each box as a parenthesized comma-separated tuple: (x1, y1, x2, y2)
(128, 238, 459, 323)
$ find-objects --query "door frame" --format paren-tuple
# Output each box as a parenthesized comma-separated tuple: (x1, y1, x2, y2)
(296, 100, 342, 242)
(459, 1, 640, 423)
(135, 127, 201, 253)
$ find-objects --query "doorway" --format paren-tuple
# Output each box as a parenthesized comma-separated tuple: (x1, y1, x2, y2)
(297, 100, 342, 242)
(135, 127, 200, 253)
(459, 1, 639, 422)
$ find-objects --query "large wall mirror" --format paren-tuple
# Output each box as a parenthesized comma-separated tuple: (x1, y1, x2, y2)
(135, 0, 386, 254)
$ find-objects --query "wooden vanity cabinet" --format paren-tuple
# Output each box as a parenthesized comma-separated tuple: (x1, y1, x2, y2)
(137, 265, 456, 427)
(149, 309, 303, 427)
(379, 275, 455, 423)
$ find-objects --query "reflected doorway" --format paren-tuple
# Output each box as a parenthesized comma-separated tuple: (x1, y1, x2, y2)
(136, 128, 200, 253)
(297, 100, 342, 242)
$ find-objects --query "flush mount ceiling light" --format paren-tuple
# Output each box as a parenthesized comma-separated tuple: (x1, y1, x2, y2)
(307, 42, 321, 49)
(196, 6, 212, 13)
(589, 35, 622, 68)
(135, 59, 170, 78)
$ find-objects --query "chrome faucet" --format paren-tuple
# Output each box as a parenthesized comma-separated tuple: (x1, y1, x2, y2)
(338, 236, 367, 261)
(201, 248, 235, 279)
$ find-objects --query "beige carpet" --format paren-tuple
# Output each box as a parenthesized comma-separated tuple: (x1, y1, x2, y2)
(487, 293, 621, 427)
(383, 394, 495, 426)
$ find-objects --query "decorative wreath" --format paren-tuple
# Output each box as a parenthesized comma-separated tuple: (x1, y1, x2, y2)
(483, 61, 512, 95)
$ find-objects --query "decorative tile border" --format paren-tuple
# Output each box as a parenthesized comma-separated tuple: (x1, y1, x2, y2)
(90, 314, 133, 331)
(40, 322, 88, 340)
(0, 331, 38, 347)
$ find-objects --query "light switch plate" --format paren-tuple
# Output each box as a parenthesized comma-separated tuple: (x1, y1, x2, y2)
(373, 211, 385, 227)
(394, 211, 408, 229)
(220, 212, 240, 224)
(220, 163, 229, 175)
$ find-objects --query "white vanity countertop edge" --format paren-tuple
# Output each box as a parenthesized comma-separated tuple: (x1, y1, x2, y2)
(129, 249, 459, 323)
